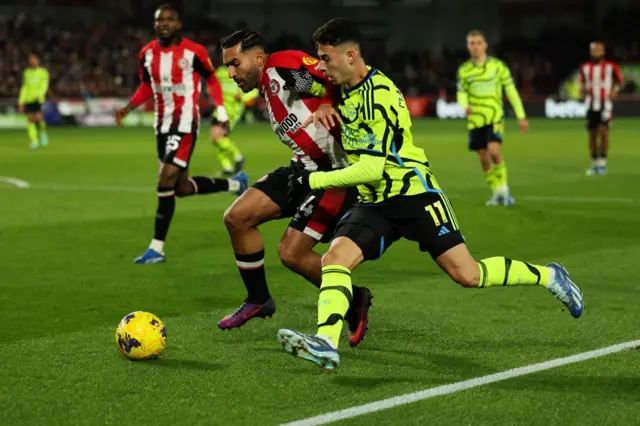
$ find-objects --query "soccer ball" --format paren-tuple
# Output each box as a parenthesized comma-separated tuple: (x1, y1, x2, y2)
(115, 311, 167, 360)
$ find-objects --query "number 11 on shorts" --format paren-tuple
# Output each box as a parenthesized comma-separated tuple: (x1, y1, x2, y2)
(425, 201, 448, 226)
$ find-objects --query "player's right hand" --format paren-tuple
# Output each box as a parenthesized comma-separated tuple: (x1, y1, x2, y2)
(465, 106, 472, 117)
(18, 104, 24, 113)
(114, 107, 131, 126)
(303, 104, 342, 130)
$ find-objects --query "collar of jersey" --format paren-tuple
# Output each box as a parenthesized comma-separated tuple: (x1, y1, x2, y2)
(157, 37, 184, 51)
(344, 67, 377, 94)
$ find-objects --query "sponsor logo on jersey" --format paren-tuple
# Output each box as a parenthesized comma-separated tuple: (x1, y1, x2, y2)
(345, 104, 358, 120)
(275, 112, 302, 138)
(302, 56, 319, 66)
(154, 84, 186, 95)
(269, 79, 281, 96)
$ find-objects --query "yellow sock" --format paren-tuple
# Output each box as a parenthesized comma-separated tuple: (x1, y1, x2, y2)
(316, 265, 353, 348)
(485, 166, 499, 192)
(217, 137, 243, 162)
(493, 162, 508, 188)
(27, 122, 38, 144)
(478, 257, 550, 288)
(214, 144, 234, 174)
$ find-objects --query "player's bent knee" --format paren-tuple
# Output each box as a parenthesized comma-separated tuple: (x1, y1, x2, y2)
(321, 237, 362, 269)
(446, 265, 479, 288)
(224, 203, 258, 234)
(277, 240, 304, 272)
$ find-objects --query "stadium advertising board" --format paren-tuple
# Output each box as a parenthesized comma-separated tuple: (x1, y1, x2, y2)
(433, 98, 640, 119)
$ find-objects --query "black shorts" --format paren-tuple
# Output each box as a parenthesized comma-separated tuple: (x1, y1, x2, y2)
(468, 123, 503, 151)
(586, 110, 610, 130)
(24, 102, 42, 114)
(333, 192, 465, 261)
(156, 132, 197, 170)
(253, 162, 358, 243)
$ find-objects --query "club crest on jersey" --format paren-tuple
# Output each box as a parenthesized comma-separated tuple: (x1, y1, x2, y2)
(302, 56, 319, 66)
(269, 79, 281, 96)
(178, 58, 190, 69)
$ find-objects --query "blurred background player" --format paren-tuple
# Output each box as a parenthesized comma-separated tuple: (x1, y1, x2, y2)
(18, 53, 49, 149)
(579, 41, 624, 176)
(114, 4, 247, 264)
(457, 30, 528, 206)
(279, 18, 584, 371)
(218, 30, 372, 346)
(209, 63, 259, 176)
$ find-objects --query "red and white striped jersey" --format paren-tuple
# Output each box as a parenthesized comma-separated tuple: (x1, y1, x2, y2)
(137, 38, 224, 135)
(579, 60, 623, 112)
(259, 50, 348, 171)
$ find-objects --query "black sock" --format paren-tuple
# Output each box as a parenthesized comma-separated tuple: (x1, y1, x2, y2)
(598, 152, 607, 159)
(591, 152, 598, 160)
(190, 176, 228, 194)
(154, 186, 176, 241)
(235, 250, 270, 304)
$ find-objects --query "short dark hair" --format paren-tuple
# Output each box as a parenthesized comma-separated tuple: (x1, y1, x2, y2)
(466, 30, 485, 39)
(220, 29, 268, 52)
(313, 18, 363, 47)
(156, 3, 180, 19)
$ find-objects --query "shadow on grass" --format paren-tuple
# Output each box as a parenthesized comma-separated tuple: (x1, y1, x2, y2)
(492, 373, 640, 397)
(137, 358, 224, 371)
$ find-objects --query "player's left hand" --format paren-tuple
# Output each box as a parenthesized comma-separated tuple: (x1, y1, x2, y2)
(609, 91, 618, 101)
(518, 118, 529, 133)
(287, 170, 312, 205)
(302, 103, 342, 130)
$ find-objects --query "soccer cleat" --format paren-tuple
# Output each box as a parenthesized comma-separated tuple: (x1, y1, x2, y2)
(345, 287, 373, 347)
(278, 328, 340, 371)
(231, 172, 249, 196)
(30, 142, 39, 150)
(485, 192, 503, 206)
(134, 248, 165, 264)
(585, 167, 598, 176)
(218, 297, 276, 330)
(546, 263, 584, 318)
(598, 166, 607, 175)
(502, 191, 516, 206)
(40, 133, 49, 147)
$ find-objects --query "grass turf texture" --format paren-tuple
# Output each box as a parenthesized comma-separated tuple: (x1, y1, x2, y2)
(1, 119, 639, 425)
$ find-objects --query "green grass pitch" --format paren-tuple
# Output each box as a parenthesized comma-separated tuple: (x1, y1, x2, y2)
(1, 119, 639, 425)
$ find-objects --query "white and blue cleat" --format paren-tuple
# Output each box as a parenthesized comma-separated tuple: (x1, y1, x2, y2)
(278, 329, 340, 372)
(546, 263, 583, 318)
(231, 172, 249, 196)
(134, 248, 165, 264)
(40, 133, 49, 147)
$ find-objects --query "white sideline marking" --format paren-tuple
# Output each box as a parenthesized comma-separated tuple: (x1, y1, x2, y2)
(0, 176, 30, 188)
(0, 183, 635, 204)
(280, 339, 640, 426)
(0, 183, 150, 192)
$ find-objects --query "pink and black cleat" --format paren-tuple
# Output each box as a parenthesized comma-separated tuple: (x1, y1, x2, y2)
(218, 297, 276, 330)
(345, 287, 373, 347)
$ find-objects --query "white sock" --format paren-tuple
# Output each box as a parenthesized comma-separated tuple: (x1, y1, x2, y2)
(234, 155, 244, 162)
(227, 179, 241, 193)
(316, 334, 337, 349)
(496, 184, 508, 194)
(597, 157, 607, 168)
(149, 239, 164, 254)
